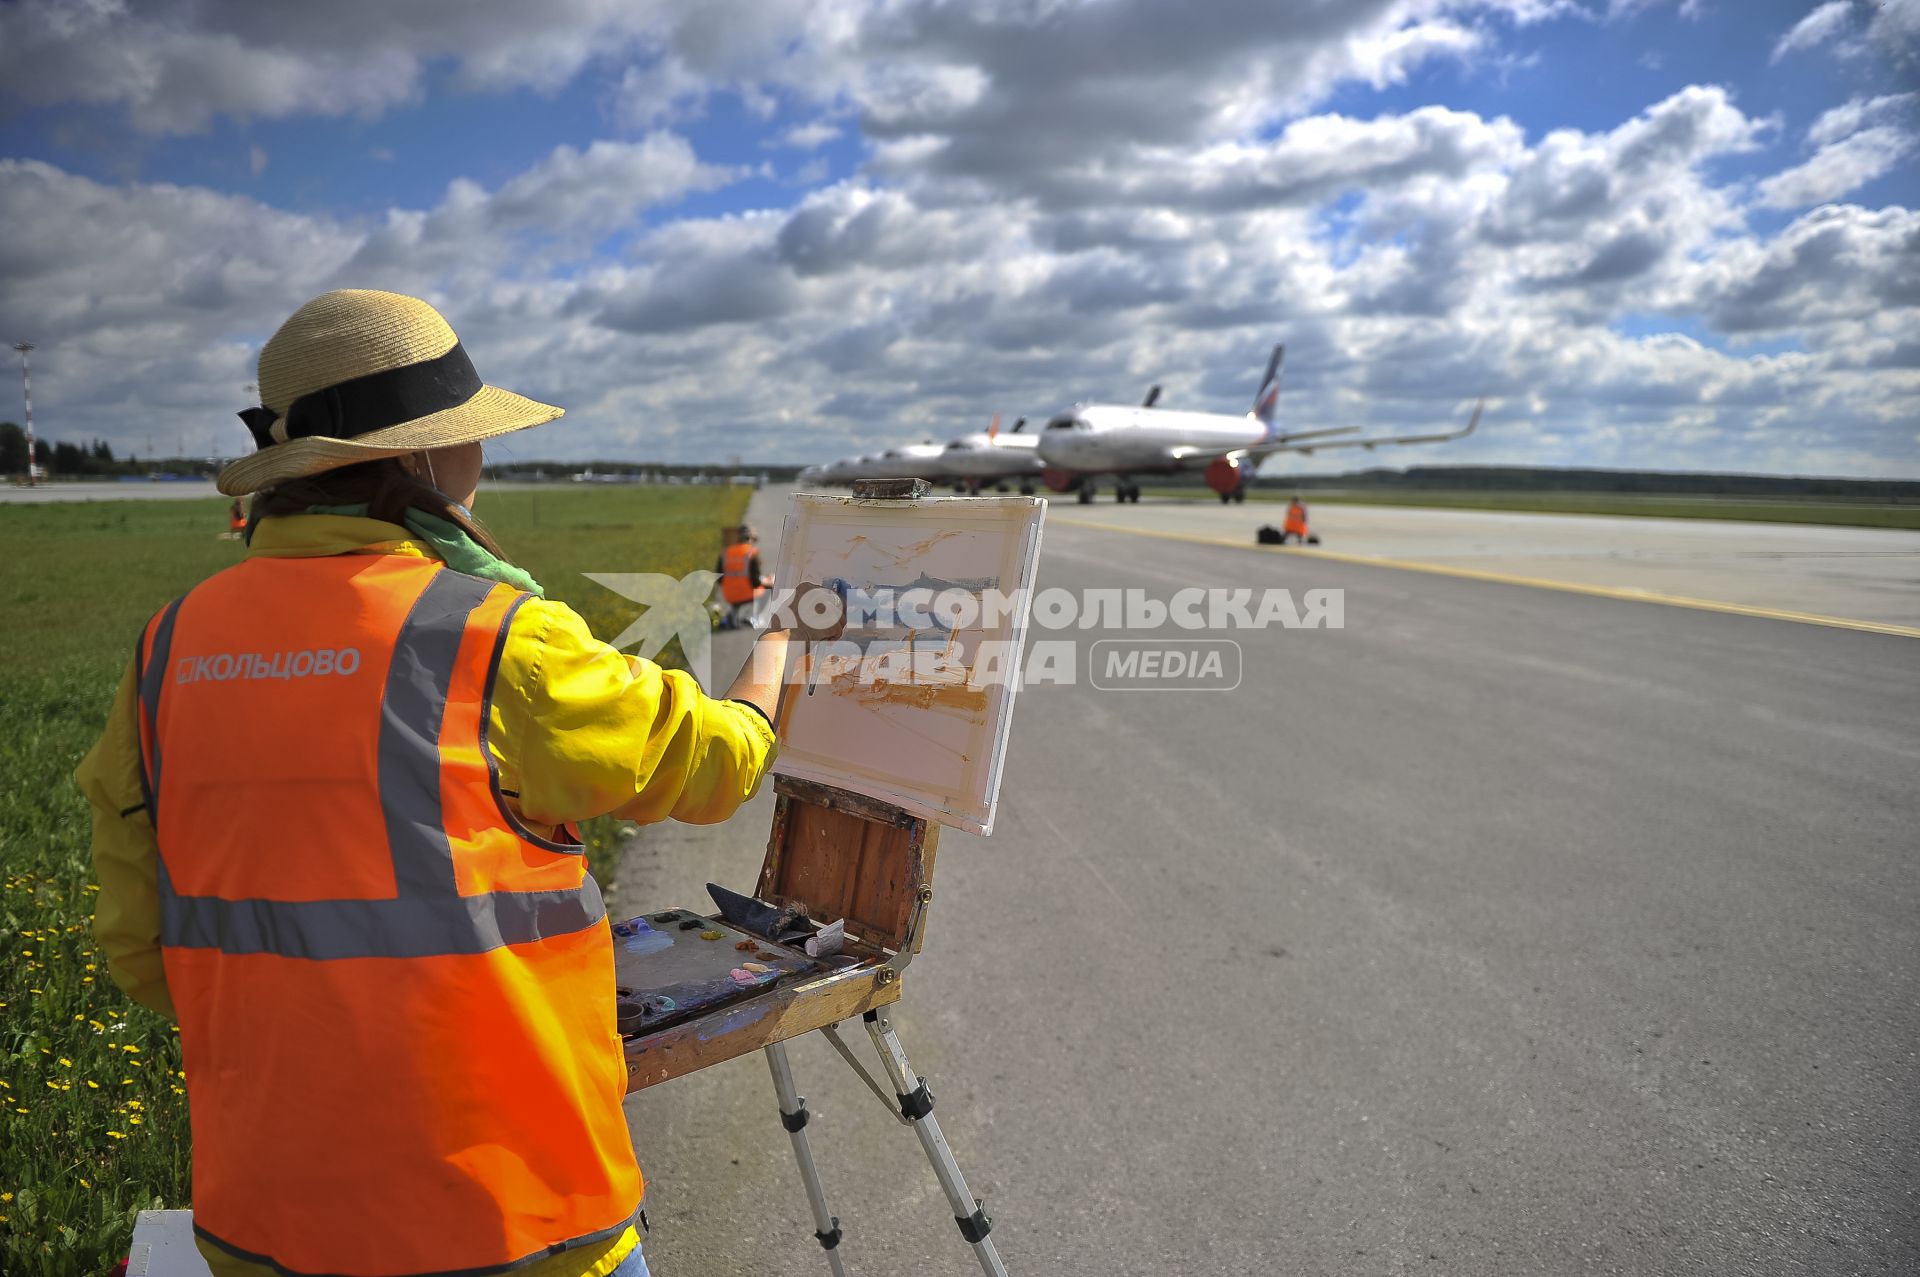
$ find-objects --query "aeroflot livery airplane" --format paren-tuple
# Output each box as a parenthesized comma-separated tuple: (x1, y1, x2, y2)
(940, 416, 1042, 493)
(1035, 345, 1482, 503)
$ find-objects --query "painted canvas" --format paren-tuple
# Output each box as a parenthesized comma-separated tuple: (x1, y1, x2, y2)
(770, 492, 1045, 835)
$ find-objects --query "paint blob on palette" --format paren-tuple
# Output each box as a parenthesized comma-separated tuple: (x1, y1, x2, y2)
(611, 911, 819, 1035)
(771, 491, 1045, 835)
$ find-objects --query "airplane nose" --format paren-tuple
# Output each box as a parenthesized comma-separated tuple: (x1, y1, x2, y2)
(1039, 414, 1091, 464)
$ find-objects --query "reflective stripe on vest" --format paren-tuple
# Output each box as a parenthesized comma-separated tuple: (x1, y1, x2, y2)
(135, 594, 184, 824)
(139, 569, 604, 960)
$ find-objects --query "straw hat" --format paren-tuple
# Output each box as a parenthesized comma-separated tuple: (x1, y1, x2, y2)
(216, 289, 563, 496)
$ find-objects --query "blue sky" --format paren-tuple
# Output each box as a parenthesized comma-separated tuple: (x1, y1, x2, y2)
(1, 0, 1916, 475)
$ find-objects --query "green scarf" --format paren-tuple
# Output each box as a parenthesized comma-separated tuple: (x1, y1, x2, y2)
(308, 503, 545, 597)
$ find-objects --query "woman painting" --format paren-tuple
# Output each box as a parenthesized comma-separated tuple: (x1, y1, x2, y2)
(77, 289, 800, 1277)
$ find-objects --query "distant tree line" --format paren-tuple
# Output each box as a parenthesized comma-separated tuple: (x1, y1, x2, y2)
(1, 421, 226, 478)
(1244, 465, 1920, 502)
(0, 421, 143, 476)
(483, 459, 803, 482)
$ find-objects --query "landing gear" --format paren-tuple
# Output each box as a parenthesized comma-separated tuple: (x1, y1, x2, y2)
(1018, 482, 1035, 496)
(1113, 481, 1141, 503)
(1077, 486, 1094, 504)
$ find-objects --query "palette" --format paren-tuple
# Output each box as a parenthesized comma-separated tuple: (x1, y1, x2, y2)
(611, 909, 823, 1036)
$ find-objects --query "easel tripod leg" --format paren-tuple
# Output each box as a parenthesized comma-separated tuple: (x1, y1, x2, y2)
(764, 1042, 849, 1277)
(861, 1009, 1010, 1277)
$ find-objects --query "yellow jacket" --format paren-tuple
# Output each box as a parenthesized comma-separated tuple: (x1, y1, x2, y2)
(76, 513, 777, 1277)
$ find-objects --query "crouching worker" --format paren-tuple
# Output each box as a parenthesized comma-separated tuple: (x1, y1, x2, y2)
(76, 290, 808, 1277)
(1283, 495, 1313, 545)
(717, 524, 767, 629)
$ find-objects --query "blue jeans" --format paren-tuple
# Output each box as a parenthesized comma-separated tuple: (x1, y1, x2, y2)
(607, 1238, 651, 1277)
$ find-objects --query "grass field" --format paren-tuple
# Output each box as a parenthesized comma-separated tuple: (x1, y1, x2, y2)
(1135, 487, 1920, 530)
(0, 483, 749, 1275)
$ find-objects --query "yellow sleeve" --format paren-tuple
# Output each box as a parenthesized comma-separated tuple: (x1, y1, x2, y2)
(489, 597, 777, 828)
(75, 659, 177, 1023)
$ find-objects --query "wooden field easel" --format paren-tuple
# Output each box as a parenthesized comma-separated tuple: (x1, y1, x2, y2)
(622, 775, 1005, 1276)
(621, 482, 1011, 1277)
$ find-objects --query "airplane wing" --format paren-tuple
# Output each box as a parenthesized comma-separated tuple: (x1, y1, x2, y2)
(1170, 425, 1359, 462)
(1254, 399, 1482, 458)
(1259, 426, 1362, 449)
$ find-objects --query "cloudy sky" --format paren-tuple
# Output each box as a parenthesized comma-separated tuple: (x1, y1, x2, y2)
(1, 0, 1916, 477)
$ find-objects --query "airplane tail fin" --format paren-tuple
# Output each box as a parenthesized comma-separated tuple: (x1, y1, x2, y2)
(1251, 344, 1285, 435)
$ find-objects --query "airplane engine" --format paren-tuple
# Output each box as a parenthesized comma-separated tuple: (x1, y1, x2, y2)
(1042, 467, 1081, 493)
(1205, 455, 1248, 496)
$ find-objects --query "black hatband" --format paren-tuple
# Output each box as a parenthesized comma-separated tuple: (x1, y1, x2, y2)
(238, 343, 482, 448)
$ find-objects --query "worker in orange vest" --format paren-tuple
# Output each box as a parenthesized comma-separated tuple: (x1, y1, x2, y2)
(225, 498, 246, 538)
(717, 525, 766, 628)
(1283, 495, 1311, 544)
(75, 291, 825, 1277)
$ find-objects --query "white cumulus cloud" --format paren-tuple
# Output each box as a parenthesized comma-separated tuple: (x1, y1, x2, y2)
(1, 3, 1916, 475)
(1759, 127, 1916, 207)
(1770, 1, 1856, 62)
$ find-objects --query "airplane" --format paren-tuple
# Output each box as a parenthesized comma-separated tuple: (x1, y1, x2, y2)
(1034, 344, 1481, 503)
(803, 426, 1044, 491)
(938, 415, 1043, 494)
(830, 452, 894, 484)
(798, 449, 903, 488)
(875, 441, 956, 481)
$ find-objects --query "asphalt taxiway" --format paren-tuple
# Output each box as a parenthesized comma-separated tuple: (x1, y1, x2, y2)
(617, 490, 1918, 1275)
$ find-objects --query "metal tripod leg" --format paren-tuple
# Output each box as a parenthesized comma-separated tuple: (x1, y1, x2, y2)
(861, 1009, 1009, 1277)
(765, 1042, 848, 1277)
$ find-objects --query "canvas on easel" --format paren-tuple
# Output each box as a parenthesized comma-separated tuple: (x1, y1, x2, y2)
(619, 482, 1038, 1277)
(770, 490, 1045, 836)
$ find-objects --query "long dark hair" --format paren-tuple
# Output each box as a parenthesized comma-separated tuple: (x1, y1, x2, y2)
(245, 457, 509, 558)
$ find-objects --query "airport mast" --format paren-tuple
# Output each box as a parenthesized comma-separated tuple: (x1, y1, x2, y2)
(12, 341, 36, 485)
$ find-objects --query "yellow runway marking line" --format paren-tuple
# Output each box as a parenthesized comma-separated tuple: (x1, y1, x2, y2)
(1048, 516, 1920, 640)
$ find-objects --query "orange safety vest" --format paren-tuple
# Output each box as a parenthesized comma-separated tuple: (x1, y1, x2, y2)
(134, 553, 639, 1277)
(1283, 503, 1309, 537)
(720, 541, 759, 605)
